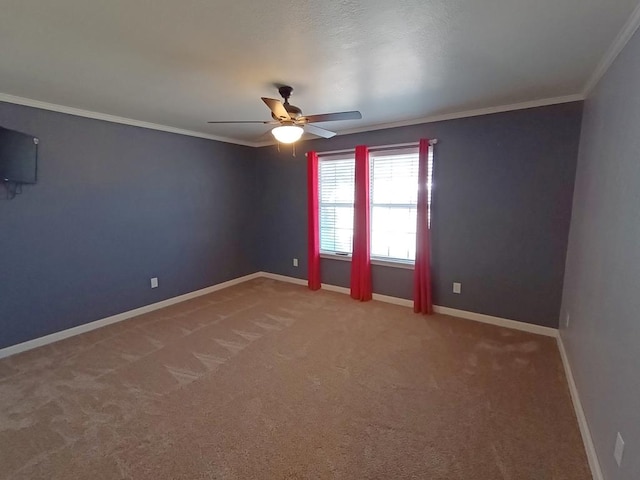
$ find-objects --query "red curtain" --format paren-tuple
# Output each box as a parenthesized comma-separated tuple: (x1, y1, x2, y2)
(307, 151, 321, 290)
(414, 139, 433, 314)
(350, 145, 372, 301)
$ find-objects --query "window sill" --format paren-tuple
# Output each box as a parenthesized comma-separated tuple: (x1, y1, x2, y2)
(372, 258, 415, 270)
(320, 252, 351, 262)
(319, 252, 415, 270)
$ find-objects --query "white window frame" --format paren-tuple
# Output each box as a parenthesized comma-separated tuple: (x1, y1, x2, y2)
(369, 147, 420, 267)
(318, 145, 433, 270)
(318, 154, 355, 256)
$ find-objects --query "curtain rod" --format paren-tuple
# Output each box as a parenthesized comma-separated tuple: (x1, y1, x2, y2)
(312, 139, 438, 157)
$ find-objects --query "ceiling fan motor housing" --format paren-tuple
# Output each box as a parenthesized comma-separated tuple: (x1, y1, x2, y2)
(273, 85, 303, 120)
(279, 104, 302, 120)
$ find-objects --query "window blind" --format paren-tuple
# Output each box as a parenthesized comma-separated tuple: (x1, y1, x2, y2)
(319, 157, 355, 253)
(370, 152, 420, 261)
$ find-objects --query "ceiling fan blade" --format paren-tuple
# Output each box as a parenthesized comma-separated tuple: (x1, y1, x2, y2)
(207, 120, 276, 124)
(257, 130, 275, 141)
(261, 97, 291, 121)
(305, 124, 337, 139)
(301, 111, 362, 123)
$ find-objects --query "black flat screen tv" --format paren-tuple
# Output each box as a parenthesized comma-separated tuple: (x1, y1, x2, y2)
(0, 126, 39, 184)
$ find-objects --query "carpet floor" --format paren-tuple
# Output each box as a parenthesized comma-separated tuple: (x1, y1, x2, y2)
(0, 278, 590, 479)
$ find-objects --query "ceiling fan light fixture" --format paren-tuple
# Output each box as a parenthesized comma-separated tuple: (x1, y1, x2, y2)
(271, 125, 304, 144)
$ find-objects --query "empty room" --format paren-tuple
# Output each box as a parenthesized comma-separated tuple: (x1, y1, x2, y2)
(1, 0, 639, 479)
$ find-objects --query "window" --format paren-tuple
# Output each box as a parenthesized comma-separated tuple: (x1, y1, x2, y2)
(370, 150, 419, 261)
(318, 145, 433, 264)
(319, 157, 355, 254)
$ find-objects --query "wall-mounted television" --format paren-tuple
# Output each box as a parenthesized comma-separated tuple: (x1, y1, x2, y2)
(0, 126, 39, 185)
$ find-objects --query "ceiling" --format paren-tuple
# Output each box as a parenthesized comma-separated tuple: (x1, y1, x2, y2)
(1, 0, 639, 146)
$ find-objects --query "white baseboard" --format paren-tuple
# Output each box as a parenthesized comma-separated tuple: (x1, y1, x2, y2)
(320, 283, 349, 294)
(322, 282, 414, 307)
(262, 272, 557, 337)
(373, 292, 413, 308)
(0, 272, 262, 360)
(433, 305, 557, 337)
(0, 271, 558, 358)
(260, 272, 307, 286)
(557, 334, 603, 480)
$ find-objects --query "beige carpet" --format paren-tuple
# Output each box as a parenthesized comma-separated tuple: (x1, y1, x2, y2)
(0, 278, 589, 479)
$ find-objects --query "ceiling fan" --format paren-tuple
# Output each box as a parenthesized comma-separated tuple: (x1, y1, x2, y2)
(207, 86, 362, 143)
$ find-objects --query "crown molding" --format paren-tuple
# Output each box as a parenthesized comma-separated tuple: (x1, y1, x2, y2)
(254, 94, 585, 148)
(2, 92, 585, 149)
(582, 2, 640, 96)
(0, 93, 258, 147)
(334, 94, 585, 138)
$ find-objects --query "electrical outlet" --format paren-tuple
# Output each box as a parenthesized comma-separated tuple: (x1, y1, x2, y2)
(293, 258, 299, 267)
(614, 432, 624, 467)
(565, 312, 570, 328)
(453, 282, 461, 294)
(150, 277, 159, 289)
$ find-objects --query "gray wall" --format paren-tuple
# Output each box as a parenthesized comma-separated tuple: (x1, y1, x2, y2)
(0, 102, 258, 349)
(560, 29, 640, 480)
(257, 102, 583, 328)
(0, 100, 584, 348)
